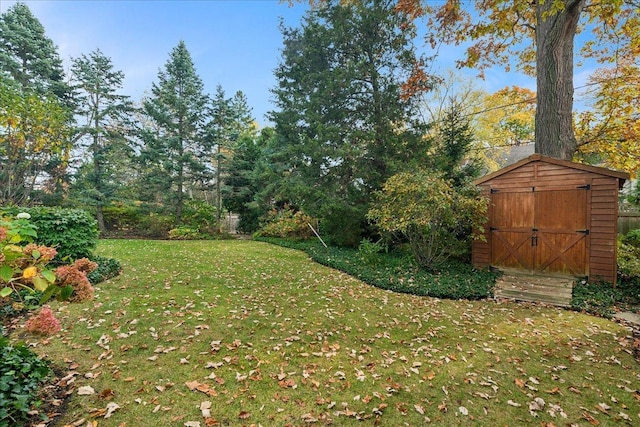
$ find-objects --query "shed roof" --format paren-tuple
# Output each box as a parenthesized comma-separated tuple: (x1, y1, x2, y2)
(475, 154, 629, 189)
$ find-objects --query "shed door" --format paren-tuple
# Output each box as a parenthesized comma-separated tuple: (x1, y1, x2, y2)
(490, 185, 589, 276)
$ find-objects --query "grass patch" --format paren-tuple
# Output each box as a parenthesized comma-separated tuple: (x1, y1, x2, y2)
(16, 239, 640, 426)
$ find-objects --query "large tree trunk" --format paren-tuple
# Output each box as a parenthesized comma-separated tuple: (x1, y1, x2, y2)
(534, 0, 585, 160)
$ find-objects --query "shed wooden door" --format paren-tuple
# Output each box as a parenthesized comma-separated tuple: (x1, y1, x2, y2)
(490, 185, 589, 276)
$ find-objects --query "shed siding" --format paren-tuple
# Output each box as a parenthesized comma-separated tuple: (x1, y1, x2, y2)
(473, 155, 627, 284)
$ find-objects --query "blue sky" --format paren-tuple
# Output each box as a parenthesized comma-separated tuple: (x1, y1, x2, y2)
(2, 1, 596, 126)
(2, 0, 310, 125)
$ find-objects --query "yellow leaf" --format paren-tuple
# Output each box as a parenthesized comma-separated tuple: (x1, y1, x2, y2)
(22, 266, 38, 279)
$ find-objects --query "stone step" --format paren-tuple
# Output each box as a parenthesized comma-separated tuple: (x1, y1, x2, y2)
(494, 274, 575, 307)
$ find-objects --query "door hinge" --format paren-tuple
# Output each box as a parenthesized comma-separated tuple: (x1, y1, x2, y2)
(490, 226, 498, 231)
(577, 184, 591, 190)
(490, 188, 499, 194)
(577, 229, 590, 235)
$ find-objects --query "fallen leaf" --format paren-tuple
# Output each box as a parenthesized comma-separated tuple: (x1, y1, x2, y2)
(200, 401, 212, 418)
(77, 386, 95, 395)
(104, 402, 120, 418)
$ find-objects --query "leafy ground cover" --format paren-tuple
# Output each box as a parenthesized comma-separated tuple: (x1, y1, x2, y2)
(19, 239, 640, 426)
(255, 237, 498, 301)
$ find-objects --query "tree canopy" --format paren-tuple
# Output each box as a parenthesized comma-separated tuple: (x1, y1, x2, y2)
(140, 41, 210, 224)
(395, 0, 639, 165)
(269, 0, 434, 245)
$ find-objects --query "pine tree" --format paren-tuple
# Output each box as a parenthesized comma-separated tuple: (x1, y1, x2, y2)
(140, 41, 209, 224)
(70, 49, 133, 232)
(0, 2, 70, 103)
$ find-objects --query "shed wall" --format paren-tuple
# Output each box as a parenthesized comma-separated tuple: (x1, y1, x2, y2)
(473, 159, 621, 284)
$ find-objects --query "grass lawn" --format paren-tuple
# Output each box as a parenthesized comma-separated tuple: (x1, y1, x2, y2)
(24, 239, 639, 426)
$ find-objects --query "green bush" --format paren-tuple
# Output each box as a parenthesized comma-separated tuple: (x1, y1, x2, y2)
(257, 237, 497, 301)
(102, 204, 174, 238)
(137, 214, 173, 239)
(358, 238, 387, 265)
(87, 255, 122, 285)
(621, 229, 640, 249)
(102, 205, 143, 232)
(1, 207, 98, 261)
(618, 241, 640, 280)
(181, 200, 218, 234)
(168, 226, 204, 240)
(368, 170, 488, 271)
(255, 207, 315, 239)
(0, 337, 53, 426)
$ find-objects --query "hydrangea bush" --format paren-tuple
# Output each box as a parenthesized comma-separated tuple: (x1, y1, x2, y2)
(1, 213, 98, 333)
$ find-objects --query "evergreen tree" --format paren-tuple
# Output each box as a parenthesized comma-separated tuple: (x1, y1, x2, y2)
(70, 49, 133, 232)
(0, 2, 70, 103)
(429, 103, 483, 188)
(207, 87, 256, 230)
(225, 127, 271, 233)
(270, 0, 433, 246)
(140, 41, 209, 224)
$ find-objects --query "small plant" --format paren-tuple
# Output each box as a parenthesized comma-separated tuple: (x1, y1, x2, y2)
(87, 255, 122, 284)
(1, 214, 97, 305)
(621, 229, 640, 248)
(255, 206, 315, 239)
(0, 337, 53, 425)
(358, 238, 387, 264)
(54, 258, 97, 303)
(24, 306, 61, 336)
(169, 226, 204, 240)
(571, 280, 618, 318)
(0, 215, 58, 301)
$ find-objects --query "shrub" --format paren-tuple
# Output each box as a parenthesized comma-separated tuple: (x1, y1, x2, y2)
(621, 229, 640, 249)
(1, 207, 98, 261)
(368, 170, 488, 271)
(168, 226, 203, 240)
(255, 207, 315, 239)
(1, 214, 58, 301)
(87, 255, 122, 285)
(24, 306, 61, 336)
(358, 238, 387, 265)
(54, 258, 97, 303)
(0, 337, 53, 425)
(137, 214, 173, 239)
(102, 204, 144, 232)
(181, 200, 218, 234)
(618, 240, 640, 280)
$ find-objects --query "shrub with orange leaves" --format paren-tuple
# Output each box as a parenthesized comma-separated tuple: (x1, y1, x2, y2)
(54, 258, 97, 303)
(24, 305, 61, 336)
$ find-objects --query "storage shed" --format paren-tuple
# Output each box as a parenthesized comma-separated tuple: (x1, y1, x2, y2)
(472, 154, 629, 284)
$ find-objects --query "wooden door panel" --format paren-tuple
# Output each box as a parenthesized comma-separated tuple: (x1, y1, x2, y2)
(535, 188, 587, 230)
(490, 190, 535, 270)
(534, 188, 588, 276)
(536, 232, 587, 276)
(491, 231, 535, 270)
(489, 185, 589, 277)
